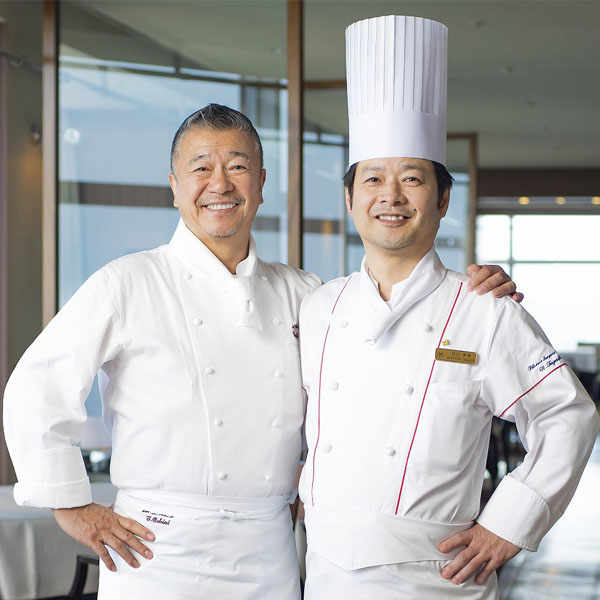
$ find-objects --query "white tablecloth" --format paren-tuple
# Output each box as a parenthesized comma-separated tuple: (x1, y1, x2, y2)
(0, 482, 116, 600)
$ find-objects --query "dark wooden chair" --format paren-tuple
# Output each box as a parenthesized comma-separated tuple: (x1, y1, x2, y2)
(66, 554, 99, 600)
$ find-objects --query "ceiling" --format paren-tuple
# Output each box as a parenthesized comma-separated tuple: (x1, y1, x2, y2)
(63, 0, 600, 168)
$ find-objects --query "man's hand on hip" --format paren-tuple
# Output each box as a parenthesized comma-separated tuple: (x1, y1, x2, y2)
(466, 264, 524, 303)
(53, 503, 155, 572)
(437, 523, 520, 585)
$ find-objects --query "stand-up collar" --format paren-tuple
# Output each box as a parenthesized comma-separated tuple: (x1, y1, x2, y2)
(359, 247, 447, 341)
(169, 218, 258, 280)
(169, 219, 262, 329)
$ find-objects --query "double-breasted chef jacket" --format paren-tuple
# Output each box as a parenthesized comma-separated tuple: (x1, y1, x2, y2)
(5, 218, 319, 507)
(298, 249, 599, 572)
(4, 219, 320, 598)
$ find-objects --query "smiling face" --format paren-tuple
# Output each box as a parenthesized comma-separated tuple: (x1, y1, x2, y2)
(168, 126, 265, 248)
(346, 157, 449, 261)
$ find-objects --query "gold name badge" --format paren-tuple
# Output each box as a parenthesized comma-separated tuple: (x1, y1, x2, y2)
(435, 348, 478, 365)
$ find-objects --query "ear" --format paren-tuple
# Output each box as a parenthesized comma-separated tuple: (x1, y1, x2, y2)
(344, 187, 353, 215)
(439, 187, 450, 218)
(168, 172, 179, 208)
(258, 168, 266, 206)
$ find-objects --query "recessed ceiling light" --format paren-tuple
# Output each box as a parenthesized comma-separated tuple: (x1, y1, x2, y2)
(518, 196, 530, 205)
(555, 197, 566, 205)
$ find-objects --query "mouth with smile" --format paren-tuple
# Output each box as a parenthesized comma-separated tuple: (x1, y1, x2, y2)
(200, 199, 242, 214)
(373, 212, 413, 225)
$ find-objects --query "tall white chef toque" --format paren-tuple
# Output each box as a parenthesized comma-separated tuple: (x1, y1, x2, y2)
(345, 15, 448, 167)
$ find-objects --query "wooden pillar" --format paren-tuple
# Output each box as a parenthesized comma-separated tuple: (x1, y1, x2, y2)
(42, 0, 57, 325)
(466, 134, 478, 265)
(0, 20, 13, 485)
(287, 0, 303, 268)
(0, 22, 7, 393)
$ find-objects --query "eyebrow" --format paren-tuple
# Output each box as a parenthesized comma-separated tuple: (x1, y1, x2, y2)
(360, 162, 426, 175)
(188, 150, 250, 165)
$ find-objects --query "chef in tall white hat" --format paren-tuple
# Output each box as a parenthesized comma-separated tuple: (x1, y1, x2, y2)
(298, 15, 599, 599)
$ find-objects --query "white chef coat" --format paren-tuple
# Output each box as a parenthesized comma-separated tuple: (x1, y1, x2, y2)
(298, 248, 599, 573)
(3, 218, 320, 509)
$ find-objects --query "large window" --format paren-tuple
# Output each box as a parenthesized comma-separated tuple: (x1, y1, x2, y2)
(58, 2, 287, 415)
(59, 4, 288, 306)
(477, 210, 600, 351)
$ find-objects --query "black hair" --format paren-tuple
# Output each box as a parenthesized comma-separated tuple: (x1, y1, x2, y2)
(343, 160, 454, 207)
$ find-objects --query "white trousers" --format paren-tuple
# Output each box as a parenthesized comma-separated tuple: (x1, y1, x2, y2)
(304, 551, 498, 600)
(98, 490, 300, 600)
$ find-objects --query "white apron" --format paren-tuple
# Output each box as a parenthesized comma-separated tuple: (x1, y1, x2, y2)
(304, 551, 498, 600)
(98, 489, 300, 600)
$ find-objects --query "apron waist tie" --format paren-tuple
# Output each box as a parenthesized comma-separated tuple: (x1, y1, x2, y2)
(118, 488, 290, 520)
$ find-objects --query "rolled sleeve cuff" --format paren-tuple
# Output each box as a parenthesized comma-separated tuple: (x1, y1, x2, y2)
(14, 477, 92, 509)
(477, 474, 552, 552)
(13, 446, 92, 508)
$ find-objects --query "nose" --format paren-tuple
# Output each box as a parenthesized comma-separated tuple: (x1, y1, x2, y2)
(207, 166, 234, 194)
(378, 179, 407, 204)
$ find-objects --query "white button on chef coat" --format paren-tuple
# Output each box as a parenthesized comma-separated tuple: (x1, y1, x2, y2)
(4, 219, 321, 509)
(298, 248, 599, 571)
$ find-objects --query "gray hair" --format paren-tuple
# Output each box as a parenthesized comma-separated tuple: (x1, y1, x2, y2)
(170, 103, 263, 173)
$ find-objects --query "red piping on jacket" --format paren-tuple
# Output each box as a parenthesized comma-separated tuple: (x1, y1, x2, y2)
(311, 276, 352, 506)
(498, 362, 568, 418)
(394, 281, 464, 515)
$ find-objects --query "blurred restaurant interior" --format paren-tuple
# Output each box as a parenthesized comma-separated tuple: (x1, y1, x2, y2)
(0, 1, 599, 598)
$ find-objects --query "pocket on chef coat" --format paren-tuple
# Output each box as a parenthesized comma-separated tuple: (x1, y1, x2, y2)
(411, 381, 488, 470)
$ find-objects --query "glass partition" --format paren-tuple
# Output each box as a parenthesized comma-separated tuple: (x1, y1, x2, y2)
(443, 137, 474, 272)
(476, 212, 600, 351)
(58, 1, 287, 415)
(302, 88, 347, 280)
